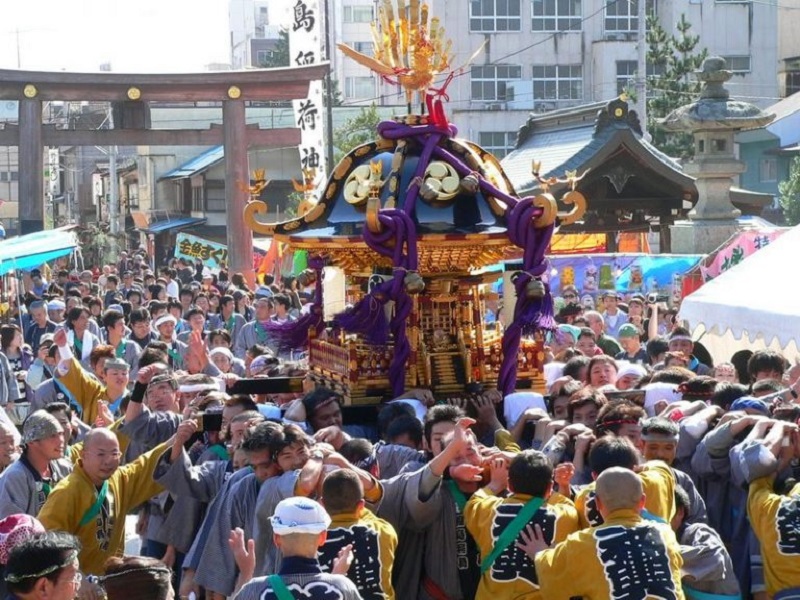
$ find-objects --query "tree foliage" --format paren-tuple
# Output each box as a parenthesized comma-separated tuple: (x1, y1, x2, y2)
(332, 104, 382, 163)
(779, 157, 800, 226)
(257, 29, 290, 68)
(646, 13, 708, 159)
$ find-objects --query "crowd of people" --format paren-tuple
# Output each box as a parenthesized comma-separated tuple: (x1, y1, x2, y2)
(0, 254, 795, 600)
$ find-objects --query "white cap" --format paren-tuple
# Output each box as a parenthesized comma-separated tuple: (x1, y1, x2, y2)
(209, 347, 233, 361)
(48, 299, 66, 311)
(617, 362, 648, 380)
(270, 497, 331, 535)
(503, 392, 546, 429)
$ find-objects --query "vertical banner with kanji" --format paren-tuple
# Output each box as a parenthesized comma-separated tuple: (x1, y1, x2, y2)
(287, 0, 328, 177)
(293, 81, 326, 176)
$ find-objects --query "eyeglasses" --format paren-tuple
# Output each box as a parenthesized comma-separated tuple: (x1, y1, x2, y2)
(85, 451, 122, 460)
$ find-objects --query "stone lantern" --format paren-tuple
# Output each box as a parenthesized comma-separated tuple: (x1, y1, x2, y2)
(662, 57, 774, 253)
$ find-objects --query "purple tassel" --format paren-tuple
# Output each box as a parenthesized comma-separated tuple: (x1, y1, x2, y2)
(387, 274, 412, 398)
(332, 286, 391, 346)
(264, 306, 324, 352)
(261, 257, 326, 352)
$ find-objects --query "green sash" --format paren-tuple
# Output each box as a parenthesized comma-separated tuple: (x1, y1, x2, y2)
(115, 341, 126, 359)
(255, 322, 269, 344)
(79, 480, 109, 528)
(208, 444, 229, 461)
(167, 347, 183, 368)
(479, 497, 545, 574)
(267, 574, 295, 600)
(225, 315, 236, 333)
(445, 480, 468, 512)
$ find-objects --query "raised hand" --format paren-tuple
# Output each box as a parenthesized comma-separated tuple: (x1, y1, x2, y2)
(331, 544, 354, 575)
(228, 527, 256, 581)
(515, 523, 553, 560)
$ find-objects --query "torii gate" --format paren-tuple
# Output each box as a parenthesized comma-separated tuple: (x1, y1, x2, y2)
(0, 64, 327, 281)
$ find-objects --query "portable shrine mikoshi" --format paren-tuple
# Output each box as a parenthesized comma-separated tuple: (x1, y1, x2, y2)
(244, 0, 587, 404)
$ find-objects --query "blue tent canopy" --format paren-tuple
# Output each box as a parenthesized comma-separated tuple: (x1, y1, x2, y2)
(0, 229, 78, 276)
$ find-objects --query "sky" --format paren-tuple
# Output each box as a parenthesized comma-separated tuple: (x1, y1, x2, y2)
(0, 0, 234, 72)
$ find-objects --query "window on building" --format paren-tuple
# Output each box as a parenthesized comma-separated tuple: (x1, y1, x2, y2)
(345, 76, 375, 99)
(343, 5, 375, 23)
(715, 0, 750, 3)
(479, 131, 518, 158)
(722, 55, 751, 73)
(787, 71, 800, 96)
(470, 0, 522, 32)
(191, 186, 204, 213)
(256, 50, 272, 66)
(532, 0, 582, 32)
(352, 41, 374, 54)
(127, 182, 139, 210)
(760, 158, 778, 183)
(532, 65, 583, 103)
(616, 61, 637, 94)
(9, 172, 17, 182)
(471, 65, 522, 101)
(206, 182, 226, 212)
(605, 0, 655, 33)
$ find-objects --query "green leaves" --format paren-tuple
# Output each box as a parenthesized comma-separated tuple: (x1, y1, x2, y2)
(645, 12, 708, 160)
(779, 157, 800, 226)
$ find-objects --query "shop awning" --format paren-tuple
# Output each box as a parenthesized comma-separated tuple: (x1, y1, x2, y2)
(0, 229, 78, 276)
(160, 146, 224, 181)
(143, 216, 206, 234)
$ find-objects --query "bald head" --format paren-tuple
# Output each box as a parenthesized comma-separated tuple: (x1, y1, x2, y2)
(82, 429, 122, 485)
(84, 428, 118, 449)
(595, 467, 644, 514)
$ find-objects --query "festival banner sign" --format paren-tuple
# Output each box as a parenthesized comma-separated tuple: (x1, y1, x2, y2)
(174, 233, 228, 271)
(700, 229, 785, 282)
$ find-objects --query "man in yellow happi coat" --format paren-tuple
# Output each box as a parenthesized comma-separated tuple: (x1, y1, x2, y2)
(464, 449, 579, 600)
(531, 467, 685, 600)
(38, 428, 168, 576)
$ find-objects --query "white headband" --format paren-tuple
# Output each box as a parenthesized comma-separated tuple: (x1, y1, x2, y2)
(155, 314, 177, 328)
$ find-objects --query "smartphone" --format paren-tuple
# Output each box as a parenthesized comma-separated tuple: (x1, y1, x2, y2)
(196, 411, 224, 433)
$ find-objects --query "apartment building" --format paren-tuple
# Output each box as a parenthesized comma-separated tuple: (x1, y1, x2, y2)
(428, 0, 780, 159)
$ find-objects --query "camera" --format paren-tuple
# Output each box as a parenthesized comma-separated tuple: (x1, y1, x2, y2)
(648, 293, 669, 303)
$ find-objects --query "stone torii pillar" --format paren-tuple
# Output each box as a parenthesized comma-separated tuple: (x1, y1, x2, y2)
(223, 98, 254, 287)
(18, 97, 43, 234)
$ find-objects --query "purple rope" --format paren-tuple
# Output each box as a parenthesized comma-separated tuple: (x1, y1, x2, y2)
(263, 257, 326, 352)
(498, 220, 556, 395)
(333, 279, 391, 345)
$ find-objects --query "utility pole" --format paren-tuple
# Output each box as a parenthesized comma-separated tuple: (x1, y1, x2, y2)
(107, 105, 119, 262)
(637, 0, 648, 136)
(323, 0, 335, 172)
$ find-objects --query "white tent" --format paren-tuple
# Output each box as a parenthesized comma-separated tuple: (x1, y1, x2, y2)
(679, 223, 800, 361)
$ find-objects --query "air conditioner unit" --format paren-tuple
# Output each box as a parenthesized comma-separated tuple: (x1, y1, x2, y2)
(605, 32, 627, 41)
(486, 102, 505, 111)
(534, 102, 556, 112)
